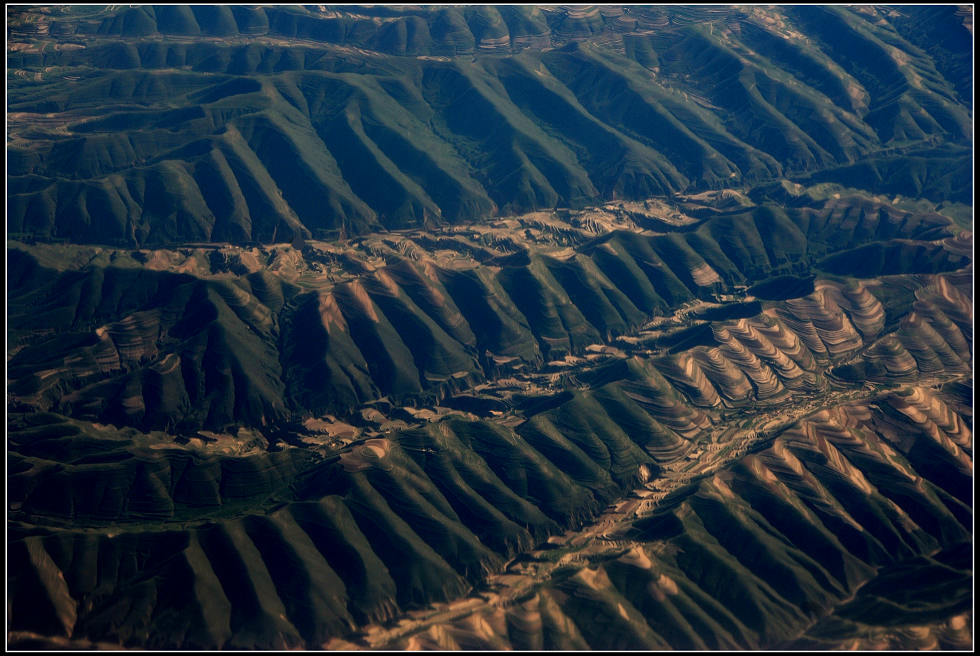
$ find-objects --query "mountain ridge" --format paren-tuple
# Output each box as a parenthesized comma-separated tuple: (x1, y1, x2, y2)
(8, 5, 972, 245)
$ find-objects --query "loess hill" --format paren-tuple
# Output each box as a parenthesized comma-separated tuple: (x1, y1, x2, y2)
(8, 4, 973, 244)
(6, 4, 974, 652)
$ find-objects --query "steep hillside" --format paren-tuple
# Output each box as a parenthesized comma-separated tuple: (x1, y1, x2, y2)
(8, 5, 972, 245)
(6, 4, 973, 651)
(7, 192, 966, 431)
(363, 385, 972, 650)
(9, 250, 972, 647)
(8, 323, 972, 648)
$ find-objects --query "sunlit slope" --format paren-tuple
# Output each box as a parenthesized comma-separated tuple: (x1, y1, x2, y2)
(8, 260, 971, 648)
(831, 277, 973, 382)
(6, 5, 973, 650)
(9, 380, 971, 649)
(8, 5, 972, 245)
(8, 195, 966, 431)
(7, 368, 691, 648)
(367, 385, 972, 650)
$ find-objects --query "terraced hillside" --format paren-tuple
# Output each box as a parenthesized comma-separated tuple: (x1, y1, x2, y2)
(8, 191, 968, 431)
(356, 386, 973, 650)
(8, 185, 973, 648)
(6, 4, 973, 652)
(8, 266, 973, 648)
(8, 5, 972, 244)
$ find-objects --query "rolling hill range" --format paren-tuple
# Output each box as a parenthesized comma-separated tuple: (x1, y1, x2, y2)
(8, 4, 973, 244)
(6, 3, 974, 652)
(362, 385, 973, 650)
(7, 191, 969, 432)
(8, 270, 973, 648)
(8, 190, 973, 647)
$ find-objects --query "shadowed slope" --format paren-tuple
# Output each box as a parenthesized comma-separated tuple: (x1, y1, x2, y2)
(8, 6, 971, 244)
